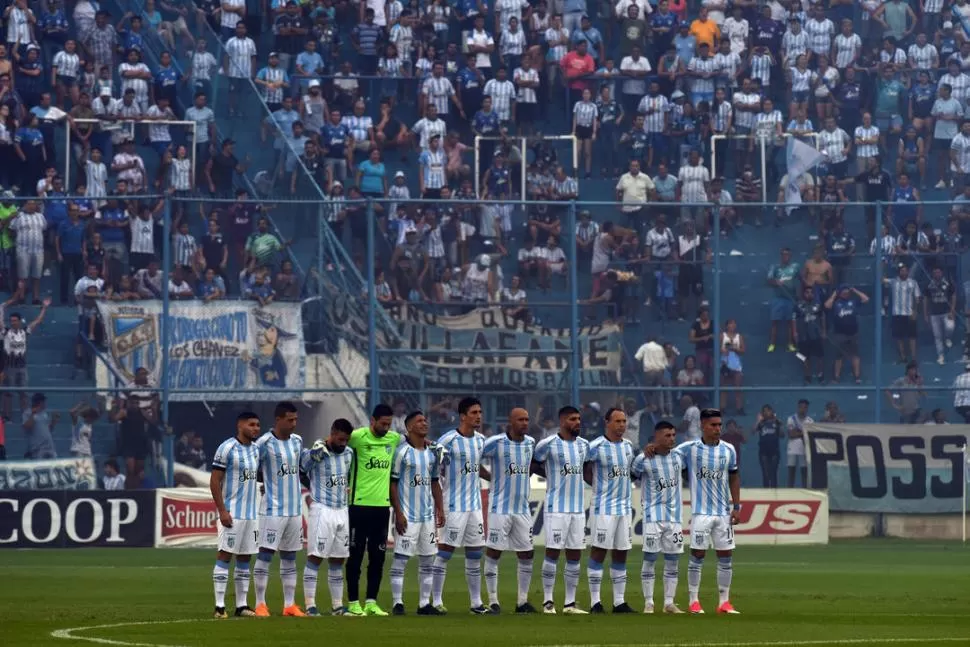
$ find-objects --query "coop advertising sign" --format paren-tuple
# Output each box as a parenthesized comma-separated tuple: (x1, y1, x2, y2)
(806, 424, 970, 513)
(96, 301, 306, 400)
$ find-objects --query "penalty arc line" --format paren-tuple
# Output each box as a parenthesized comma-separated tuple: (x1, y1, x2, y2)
(51, 620, 209, 647)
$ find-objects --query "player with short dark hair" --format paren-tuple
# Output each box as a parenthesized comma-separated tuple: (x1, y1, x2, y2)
(300, 418, 354, 616)
(632, 420, 685, 614)
(252, 401, 305, 617)
(431, 396, 492, 615)
(209, 411, 262, 619)
(532, 405, 589, 615)
(345, 403, 402, 617)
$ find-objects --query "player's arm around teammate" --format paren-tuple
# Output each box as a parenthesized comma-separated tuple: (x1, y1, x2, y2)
(481, 407, 538, 614)
(209, 412, 262, 619)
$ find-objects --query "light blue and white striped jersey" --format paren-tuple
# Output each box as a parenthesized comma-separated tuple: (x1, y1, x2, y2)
(255, 431, 304, 517)
(300, 446, 355, 509)
(534, 434, 590, 514)
(481, 433, 535, 515)
(673, 440, 737, 517)
(392, 441, 440, 523)
(212, 437, 260, 521)
(438, 429, 486, 512)
(631, 451, 684, 523)
(587, 436, 636, 515)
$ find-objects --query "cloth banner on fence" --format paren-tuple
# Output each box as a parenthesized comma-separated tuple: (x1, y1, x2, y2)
(96, 301, 306, 400)
(806, 423, 970, 513)
(0, 457, 97, 490)
(326, 296, 623, 388)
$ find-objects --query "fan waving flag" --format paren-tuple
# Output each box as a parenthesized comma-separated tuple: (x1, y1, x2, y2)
(785, 138, 823, 214)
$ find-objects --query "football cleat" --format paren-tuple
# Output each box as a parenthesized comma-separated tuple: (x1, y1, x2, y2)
(613, 603, 635, 614)
(305, 607, 321, 617)
(717, 601, 740, 615)
(470, 605, 494, 615)
(331, 606, 352, 616)
(664, 604, 685, 614)
(363, 601, 389, 616)
(434, 604, 448, 615)
(345, 602, 365, 616)
(489, 603, 501, 614)
(213, 607, 228, 619)
(562, 604, 588, 615)
(589, 602, 606, 614)
(542, 601, 557, 615)
(515, 602, 538, 614)
(253, 603, 271, 617)
(283, 605, 306, 617)
(643, 602, 655, 614)
(417, 604, 444, 616)
(391, 603, 406, 616)
(688, 601, 705, 615)
(234, 606, 256, 618)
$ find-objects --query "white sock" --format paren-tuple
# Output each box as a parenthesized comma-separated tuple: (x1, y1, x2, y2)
(587, 558, 603, 607)
(688, 555, 704, 605)
(233, 561, 251, 609)
(213, 560, 229, 608)
(390, 554, 408, 605)
(641, 553, 657, 607)
(663, 554, 680, 607)
(717, 556, 733, 605)
(418, 555, 434, 607)
(484, 555, 501, 606)
(564, 560, 580, 607)
(328, 565, 344, 610)
(302, 562, 319, 609)
(431, 552, 451, 607)
(280, 556, 297, 608)
(516, 558, 533, 606)
(610, 563, 627, 607)
(253, 555, 271, 606)
(541, 557, 557, 603)
(465, 552, 483, 608)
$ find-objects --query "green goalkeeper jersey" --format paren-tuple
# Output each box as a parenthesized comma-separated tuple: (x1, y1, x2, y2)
(348, 427, 402, 507)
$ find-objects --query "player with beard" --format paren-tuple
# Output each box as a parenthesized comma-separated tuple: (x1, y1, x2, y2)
(300, 419, 354, 616)
(481, 407, 538, 613)
(644, 408, 741, 614)
(532, 405, 589, 615)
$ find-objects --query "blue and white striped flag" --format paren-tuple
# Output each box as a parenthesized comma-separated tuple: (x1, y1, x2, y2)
(785, 137, 823, 214)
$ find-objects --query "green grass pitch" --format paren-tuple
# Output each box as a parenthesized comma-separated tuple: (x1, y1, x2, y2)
(3, 540, 968, 647)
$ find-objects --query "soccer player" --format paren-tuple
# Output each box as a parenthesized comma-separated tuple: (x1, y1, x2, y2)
(389, 411, 445, 615)
(300, 418, 354, 616)
(481, 407, 538, 614)
(209, 411, 261, 619)
(252, 401, 305, 617)
(431, 396, 491, 615)
(645, 408, 741, 614)
(532, 405, 589, 615)
(631, 420, 685, 614)
(346, 403, 402, 617)
(583, 407, 636, 614)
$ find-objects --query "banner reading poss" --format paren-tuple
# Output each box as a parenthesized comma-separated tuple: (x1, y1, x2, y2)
(154, 487, 827, 548)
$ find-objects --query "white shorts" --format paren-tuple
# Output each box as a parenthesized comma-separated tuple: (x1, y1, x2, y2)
(545, 512, 586, 550)
(258, 514, 304, 553)
(787, 453, 806, 468)
(442, 510, 485, 548)
(307, 504, 350, 559)
(642, 521, 685, 555)
(690, 514, 736, 551)
(393, 519, 438, 557)
(218, 518, 259, 555)
(486, 512, 533, 553)
(589, 513, 633, 551)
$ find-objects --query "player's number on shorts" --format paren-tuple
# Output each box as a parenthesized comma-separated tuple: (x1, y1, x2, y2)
(673, 532, 684, 545)
(478, 523, 484, 535)
(726, 526, 735, 542)
(429, 532, 436, 544)
(253, 530, 259, 543)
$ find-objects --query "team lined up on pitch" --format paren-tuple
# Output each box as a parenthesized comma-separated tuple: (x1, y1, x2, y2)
(209, 400, 741, 617)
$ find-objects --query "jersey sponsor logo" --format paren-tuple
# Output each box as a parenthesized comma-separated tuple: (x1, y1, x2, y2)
(238, 468, 258, 483)
(410, 474, 432, 487)
(326, 475, 348, 489)
(607, 465, 630, 479)
(506, 462, 529, 475)
(696, 460, 727, 481)
(559, 462, 583, 476)
(460, 461, 480, 475)
(276, 463, 299, 478)
(365, 456, 391, 470)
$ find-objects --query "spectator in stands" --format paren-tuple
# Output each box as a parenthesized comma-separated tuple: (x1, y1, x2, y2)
(23, 392, 58, 459)
(753, 405, 781, 488)
(766, 247, 799, 353)
(111, 367, 158, 489)
(719, 318, 745, 414)
(68, 402, 99, 458)
(887, 361, 926, 424)
(55, 202, 86, 304)
(785, 399, 812, 487)
(102, 458, 125, 490)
